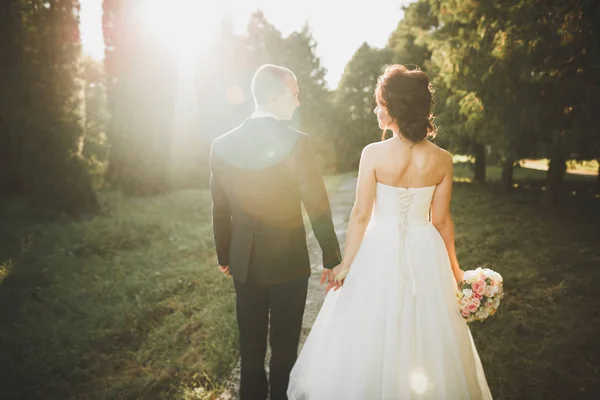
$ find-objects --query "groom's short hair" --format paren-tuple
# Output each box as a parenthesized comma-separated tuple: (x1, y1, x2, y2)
(251, 64, 296, 105)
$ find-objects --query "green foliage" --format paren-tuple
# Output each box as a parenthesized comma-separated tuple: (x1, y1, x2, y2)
(385, 0, 600, 199)
(333, 43, 394, 172)
(0, 0, 97, 213)
(80, 56, 110, 188)
(283, 25, 338, 173)
(388, 0, 435, 69)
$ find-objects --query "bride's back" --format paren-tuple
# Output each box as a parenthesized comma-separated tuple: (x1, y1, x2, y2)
(372, 137, 448, 189)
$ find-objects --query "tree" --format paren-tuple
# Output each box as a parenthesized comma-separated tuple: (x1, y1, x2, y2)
(0, 0, 97, 212)
(0, 0, 23, 196)
(80, 56, 110, 187)
(537, 0, 600, 203)
(423, 0, 600, 199)
(280, 25, 337, 172)
(388, 0, 436, 69)
(334, 43, 394, 172)
(388, 0, 494, 184)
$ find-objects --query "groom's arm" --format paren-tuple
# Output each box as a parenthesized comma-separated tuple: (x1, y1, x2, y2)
(209, 145, 232, 268)
(295, 134, 342, 269)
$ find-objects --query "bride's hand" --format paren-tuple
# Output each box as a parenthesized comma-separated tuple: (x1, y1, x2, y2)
(327, 263, 350, 292)
(455, 269, 465, 285)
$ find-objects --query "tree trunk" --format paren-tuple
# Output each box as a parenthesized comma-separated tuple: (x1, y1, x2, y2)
(500, 156, 515, 192)
(473, 143, 486, 184)
(545, 146, 567, 205)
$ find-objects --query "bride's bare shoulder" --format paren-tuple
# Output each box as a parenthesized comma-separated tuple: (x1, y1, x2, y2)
(361, 139, 391, 156)
(425, 141, 452, 162)
(365, 137, 398, 154)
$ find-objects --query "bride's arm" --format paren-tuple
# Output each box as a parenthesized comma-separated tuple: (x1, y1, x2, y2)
(431, 152, 464, 284)
(330, 145, 377, 287)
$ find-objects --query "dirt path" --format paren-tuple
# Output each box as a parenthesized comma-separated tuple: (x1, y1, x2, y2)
(218, 176, 357, 400)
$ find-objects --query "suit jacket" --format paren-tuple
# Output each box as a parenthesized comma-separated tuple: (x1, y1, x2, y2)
(209, 117, 342, 284)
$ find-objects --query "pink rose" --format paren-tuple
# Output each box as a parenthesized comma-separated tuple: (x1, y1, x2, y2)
(472, 280, 487, 296)
(461, 309, 471, 317)
(471, 296, 481, 307)
(473, 292, 482, 300)
(466, 301, 479, 313)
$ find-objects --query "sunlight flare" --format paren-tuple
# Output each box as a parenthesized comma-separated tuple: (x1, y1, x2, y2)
(134, 0, 220, 64)
(410, 368, 429, 394)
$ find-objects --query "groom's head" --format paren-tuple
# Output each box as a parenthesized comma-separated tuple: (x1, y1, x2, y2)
(251, 64, 300, 121)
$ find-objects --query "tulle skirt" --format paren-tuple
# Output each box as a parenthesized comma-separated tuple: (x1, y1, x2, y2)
(287, 221, 492, 400)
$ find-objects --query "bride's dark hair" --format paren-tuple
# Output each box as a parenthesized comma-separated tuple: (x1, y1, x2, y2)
(375, 64, 436, 142)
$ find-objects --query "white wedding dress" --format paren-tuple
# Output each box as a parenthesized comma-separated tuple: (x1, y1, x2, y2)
(287, 183, 492, 400)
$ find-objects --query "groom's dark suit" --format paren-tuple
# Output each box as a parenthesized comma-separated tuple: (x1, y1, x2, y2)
(210, 116, 341, 400)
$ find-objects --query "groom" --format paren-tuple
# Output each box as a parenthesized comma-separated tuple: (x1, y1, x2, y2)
(209, 64, 342, 400)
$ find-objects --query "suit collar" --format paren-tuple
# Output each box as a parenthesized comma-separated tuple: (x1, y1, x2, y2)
(250, 110, 279, 120)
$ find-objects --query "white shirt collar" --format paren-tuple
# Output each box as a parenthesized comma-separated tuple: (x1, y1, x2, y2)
(250, 110, 279, 120)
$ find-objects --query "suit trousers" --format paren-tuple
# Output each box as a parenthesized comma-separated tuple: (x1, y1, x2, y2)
(233, 275, 309, 400)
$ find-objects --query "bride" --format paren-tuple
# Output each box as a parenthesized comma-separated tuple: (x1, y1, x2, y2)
(287, 65, 492, 399)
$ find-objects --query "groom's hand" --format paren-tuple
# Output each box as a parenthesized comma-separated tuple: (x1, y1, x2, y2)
(322, 270, 340, 292)
(320, 269, 332, 285)
(325, 279, 342, 293)
(218, 265, 231, 277)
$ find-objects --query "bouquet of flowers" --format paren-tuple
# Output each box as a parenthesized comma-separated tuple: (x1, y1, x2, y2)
(457, 268, 504, 323)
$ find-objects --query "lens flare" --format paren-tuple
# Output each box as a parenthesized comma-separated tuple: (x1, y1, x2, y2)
(410, 369, 428, 394)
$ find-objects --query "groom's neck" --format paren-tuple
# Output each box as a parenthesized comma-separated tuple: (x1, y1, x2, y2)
(252, 107, 282, 120)
(255, 106, 276, 114)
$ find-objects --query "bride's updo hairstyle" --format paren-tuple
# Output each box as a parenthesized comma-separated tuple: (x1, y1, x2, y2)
(375, 64, 436, 142)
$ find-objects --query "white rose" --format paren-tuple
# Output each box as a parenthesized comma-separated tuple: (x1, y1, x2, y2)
(463, 270, 478, 281)
(485, 285, 498, 297)
(492, 271, 503, 282)
(462, 288, 473, 297)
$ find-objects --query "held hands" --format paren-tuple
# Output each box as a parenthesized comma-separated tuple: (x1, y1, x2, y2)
(323, 263, 350, 292)
(333, 263, 350, 284)
(320, 269, 332, 285)
(321, 269, 338, 292)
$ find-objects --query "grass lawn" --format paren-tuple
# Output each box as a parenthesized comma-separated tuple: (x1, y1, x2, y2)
(0, 189, 239, 399)
(451, 163, 600, 399)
